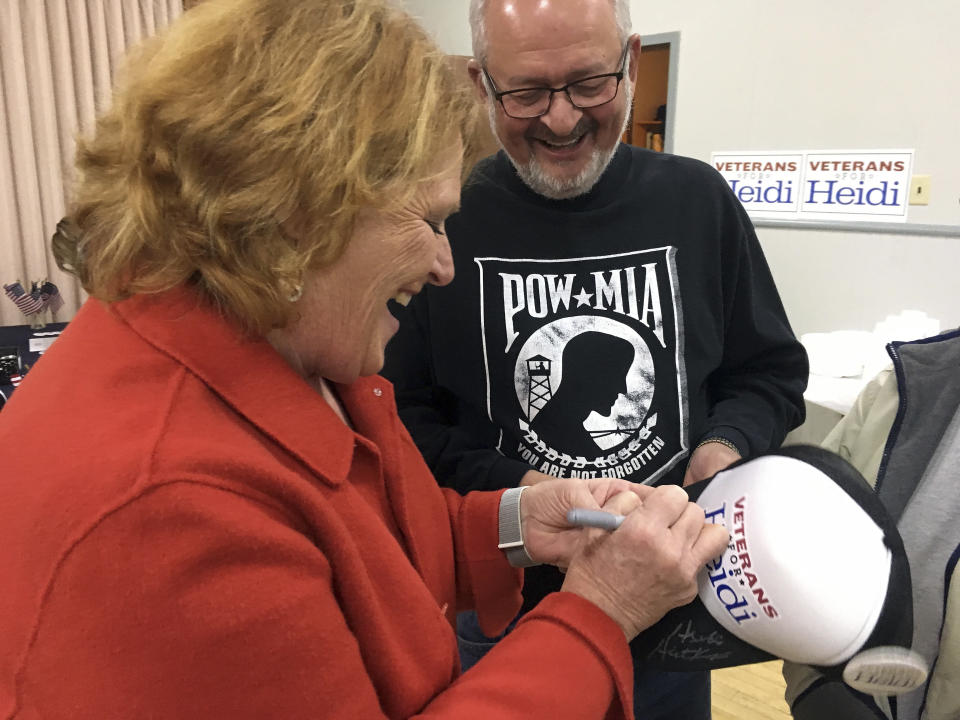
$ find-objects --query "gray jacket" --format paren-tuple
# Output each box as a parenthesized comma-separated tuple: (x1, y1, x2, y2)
(784, 328, 960, 720)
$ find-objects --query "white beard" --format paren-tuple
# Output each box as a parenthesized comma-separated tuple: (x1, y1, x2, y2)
(487, 81, 634, 200)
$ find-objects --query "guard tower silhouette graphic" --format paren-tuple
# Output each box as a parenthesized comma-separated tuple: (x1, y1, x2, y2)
(526, 355, 552, 420)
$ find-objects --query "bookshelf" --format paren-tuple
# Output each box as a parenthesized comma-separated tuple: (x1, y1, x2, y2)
(634, 119, 665, 151)
(626, 40, 671, 152)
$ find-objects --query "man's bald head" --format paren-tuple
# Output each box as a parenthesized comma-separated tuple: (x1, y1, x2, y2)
(469, 0, 632, 64)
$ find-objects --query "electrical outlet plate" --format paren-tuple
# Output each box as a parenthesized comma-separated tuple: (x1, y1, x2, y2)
(909, 175, 931, 205)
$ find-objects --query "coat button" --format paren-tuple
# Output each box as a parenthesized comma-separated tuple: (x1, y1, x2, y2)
(373, 387, 383, 397)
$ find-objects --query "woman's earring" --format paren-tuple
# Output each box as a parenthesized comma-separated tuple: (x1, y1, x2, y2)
(287, 284, 303, 303)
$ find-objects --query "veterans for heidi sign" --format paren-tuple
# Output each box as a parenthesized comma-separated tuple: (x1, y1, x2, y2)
(711, 150, 914, 223)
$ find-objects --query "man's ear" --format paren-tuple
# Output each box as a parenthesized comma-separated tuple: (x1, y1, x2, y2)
(627, 34, 642, 84)
(467, 59, 489, 102)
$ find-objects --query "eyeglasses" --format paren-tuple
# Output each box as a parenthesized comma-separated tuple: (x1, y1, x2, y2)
(483, 44, 630, 119)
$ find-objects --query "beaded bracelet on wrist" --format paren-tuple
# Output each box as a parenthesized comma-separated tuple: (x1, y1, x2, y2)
(694, 436, 741, 455)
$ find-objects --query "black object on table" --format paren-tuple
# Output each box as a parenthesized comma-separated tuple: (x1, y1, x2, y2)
(0, 322, 68, 409)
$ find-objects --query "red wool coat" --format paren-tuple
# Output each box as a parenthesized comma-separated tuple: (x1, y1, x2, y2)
(0, 288, 633, 719)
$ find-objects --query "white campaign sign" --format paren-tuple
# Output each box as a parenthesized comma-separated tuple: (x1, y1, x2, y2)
(711, 150, 914, 223)
(712, 152, 803, 219)
(800, 151, 913, 222)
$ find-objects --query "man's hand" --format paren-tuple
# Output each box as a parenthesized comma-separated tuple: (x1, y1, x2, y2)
(519, 477, 653, 568)
(519, 469, 559, 486)
(682, 440, 740, 487)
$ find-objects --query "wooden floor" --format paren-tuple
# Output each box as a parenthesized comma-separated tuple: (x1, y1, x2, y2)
(711, 660, 792, 720)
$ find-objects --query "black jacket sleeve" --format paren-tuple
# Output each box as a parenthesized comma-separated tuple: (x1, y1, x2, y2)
(383, 293, 530, 494)
(700, 199, 808, 456)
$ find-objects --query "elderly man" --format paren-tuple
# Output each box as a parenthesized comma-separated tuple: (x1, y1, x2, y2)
(383, 0, 807, 717)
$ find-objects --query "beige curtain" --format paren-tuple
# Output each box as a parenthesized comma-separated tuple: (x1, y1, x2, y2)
(0, 0, 182, 327)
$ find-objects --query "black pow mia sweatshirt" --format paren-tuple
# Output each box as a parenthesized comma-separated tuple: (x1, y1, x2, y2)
(383, 144, 808, 610)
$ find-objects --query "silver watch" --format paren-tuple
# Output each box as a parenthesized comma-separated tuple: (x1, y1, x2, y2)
(498, 486, 540, 568)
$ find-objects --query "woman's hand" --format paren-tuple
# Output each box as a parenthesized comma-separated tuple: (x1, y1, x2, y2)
(560, 485, 729, 641)
(519, 477, 654, 568)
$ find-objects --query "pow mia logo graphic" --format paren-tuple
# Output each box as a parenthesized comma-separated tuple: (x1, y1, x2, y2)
(476, 247, 688, 483)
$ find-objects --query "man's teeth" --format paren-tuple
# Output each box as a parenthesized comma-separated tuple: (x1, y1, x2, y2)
(543, 136, 581, 147)
(392, 291, 413, 307)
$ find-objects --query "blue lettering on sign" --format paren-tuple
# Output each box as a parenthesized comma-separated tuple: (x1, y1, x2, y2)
(805, 180, 901, 207)
(729, 180, 794, 205)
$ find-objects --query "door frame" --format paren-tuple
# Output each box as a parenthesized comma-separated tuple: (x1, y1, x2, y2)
(638, 31, 680, 154)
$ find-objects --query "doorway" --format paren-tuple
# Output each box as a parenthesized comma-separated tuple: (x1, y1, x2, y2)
(625, 32, 679, 154)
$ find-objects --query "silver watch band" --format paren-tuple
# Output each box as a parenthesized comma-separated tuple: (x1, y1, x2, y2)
(498, 486, 539, 567)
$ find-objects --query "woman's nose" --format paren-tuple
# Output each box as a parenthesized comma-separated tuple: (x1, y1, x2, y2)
(429, 234, 455, 287)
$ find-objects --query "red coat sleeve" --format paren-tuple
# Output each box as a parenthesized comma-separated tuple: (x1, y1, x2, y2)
(19, 482, 632, 720)
(441, 488, 635, 720)
(443, 487, 523, 634)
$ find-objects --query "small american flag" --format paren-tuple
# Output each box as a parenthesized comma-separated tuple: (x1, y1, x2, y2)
(4, 282, 44, 315)
(3, 282, 24, 301)
(3, 282, 51, 315)
(39, 281, 64, 312)
(25, 283, 45, 314)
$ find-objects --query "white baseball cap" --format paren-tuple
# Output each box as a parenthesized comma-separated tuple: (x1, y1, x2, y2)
(632, 445, 925, 695)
